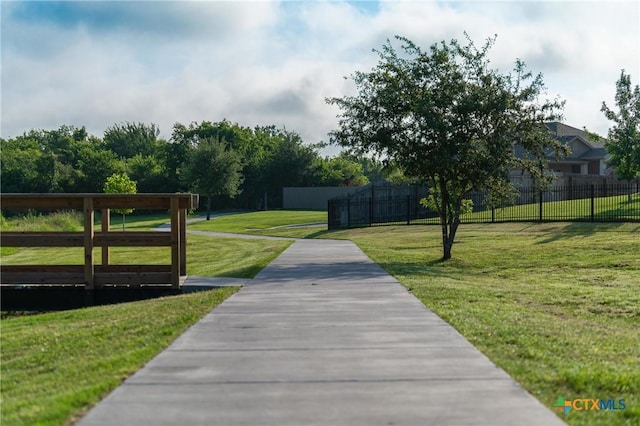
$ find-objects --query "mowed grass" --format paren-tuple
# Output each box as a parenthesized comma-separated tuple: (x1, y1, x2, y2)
(189, 210, 326, 235)
(1, 212, 293, 425)
(327, 222, 639, 426)
(1, 288, 237, 426)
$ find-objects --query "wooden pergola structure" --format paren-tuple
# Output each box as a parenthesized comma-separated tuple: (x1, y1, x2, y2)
(1, 193, 199, 290)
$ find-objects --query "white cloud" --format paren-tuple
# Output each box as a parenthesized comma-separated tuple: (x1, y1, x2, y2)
(1, 0, 638, 149)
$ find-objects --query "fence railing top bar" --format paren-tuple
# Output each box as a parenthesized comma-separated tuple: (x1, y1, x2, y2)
(0, 193, 199, 210)
(1, 193, 197, 198)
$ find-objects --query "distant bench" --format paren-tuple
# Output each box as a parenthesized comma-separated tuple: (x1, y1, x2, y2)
(0, 193, 198, 290)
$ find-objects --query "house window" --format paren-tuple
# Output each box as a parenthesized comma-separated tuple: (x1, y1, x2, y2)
(571, 165, 581, 174)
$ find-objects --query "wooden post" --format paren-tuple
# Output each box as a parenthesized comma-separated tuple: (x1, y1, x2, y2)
(101, 209, 110, 266)
(179, 207, 187, 276)
(170, 196, 180, 289)
(84, 197, 95, 290)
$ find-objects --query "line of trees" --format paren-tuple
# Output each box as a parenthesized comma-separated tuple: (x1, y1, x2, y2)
(1, 120, 396, 210)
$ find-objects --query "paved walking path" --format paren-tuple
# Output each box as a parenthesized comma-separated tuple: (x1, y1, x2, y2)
(79, 239, 564, 426)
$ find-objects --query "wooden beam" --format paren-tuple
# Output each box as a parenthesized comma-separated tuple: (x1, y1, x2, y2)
(2, 265, 83, 273)
(95, 272, 173, 286)
(0, 271, 85, 285)
(0, 232, 173, 247)
(84, 197, 94, 290)
(0, 265, 173, 286)
(1, 193, 198, 210)
(170, 197, 180, 289)
(1, 265, 84, 285)
(180, 208, 187, 276)
(1, 265, 171, 274)
(0, 232, 84, 247)
(94, 232, 171, 247)
(101, 209, 110, 265)
(0, 195, 84, 210)
(95, 265, 172, 273)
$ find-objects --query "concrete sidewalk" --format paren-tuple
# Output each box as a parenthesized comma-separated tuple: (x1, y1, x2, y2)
(79, 240, 565, 426)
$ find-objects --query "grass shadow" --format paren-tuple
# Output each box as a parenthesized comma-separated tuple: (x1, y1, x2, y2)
(303, 229, 344, 239)
(535, 221, 637, 244)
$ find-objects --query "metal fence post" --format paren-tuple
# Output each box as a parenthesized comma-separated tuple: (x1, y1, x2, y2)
(539, 190, 543, 222)
(347, 198, 351, 228)
(369, 197, 373, 226)
(406, 195, 411, 225)
(591, 184, 595, 222)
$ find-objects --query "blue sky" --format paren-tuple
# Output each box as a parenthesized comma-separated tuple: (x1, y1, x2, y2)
(2, 1, 639, 152)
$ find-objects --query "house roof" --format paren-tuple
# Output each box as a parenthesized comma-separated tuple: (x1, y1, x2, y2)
(580, 147, 609, 160)
(545, 122, 606, 148)
(544, 122, 608, 161)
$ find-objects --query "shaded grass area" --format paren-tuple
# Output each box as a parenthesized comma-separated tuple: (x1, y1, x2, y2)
(189, 210, 326, 234)
(1, 288, 237, 426)
(330, 222, 639, 426)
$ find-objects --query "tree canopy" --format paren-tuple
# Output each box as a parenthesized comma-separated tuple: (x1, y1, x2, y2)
(601, 70, 640, 181)
(327, 34, 565, 260)
(103, 173, 137, 231)
(183, 137, 244, 220)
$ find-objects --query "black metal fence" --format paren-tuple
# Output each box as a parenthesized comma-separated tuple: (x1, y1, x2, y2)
(328, 182, 640, 229)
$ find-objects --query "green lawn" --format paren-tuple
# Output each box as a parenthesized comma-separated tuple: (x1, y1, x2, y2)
(328, 222, 639, 426)
(1, 212, 293, 426)
(1, 288, 237, 426)
(189, 210, 326, 234)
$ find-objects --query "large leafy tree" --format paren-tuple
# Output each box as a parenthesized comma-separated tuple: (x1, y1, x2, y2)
(601, 70, 640, 182)
(261, 130, 319, 207)
(76, 146, 125, 193)
(327, 35, 565, 260)
(172, 121, 262, 207)
(127, 154, 166, 193)
(314, 154, 370, 186)
(183, 137, 243, 220)
(0, 138, 56, 193)
(173, 121, 322, 209)
(104, 122, 161, 159)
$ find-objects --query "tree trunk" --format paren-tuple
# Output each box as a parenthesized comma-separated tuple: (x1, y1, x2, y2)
(206, 196, 212, 221)
(440, 216, 460, 261)
(440, 221, 451, 260)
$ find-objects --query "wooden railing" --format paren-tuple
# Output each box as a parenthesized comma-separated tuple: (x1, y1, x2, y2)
(0, 193, 199, 289)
